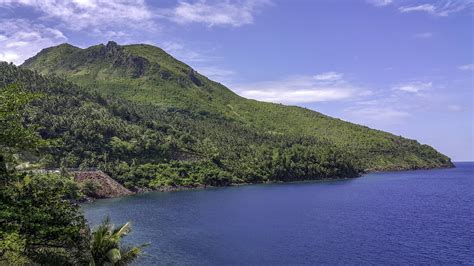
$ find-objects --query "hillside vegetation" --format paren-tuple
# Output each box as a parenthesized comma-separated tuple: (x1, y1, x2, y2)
(22, 42, 452, 169)
(0, 81, 144, 265)
(0, 41, 452, 189)
(1, 62, 360, 189)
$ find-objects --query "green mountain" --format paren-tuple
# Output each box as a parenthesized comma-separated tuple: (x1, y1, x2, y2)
(1, 41, 452, 188)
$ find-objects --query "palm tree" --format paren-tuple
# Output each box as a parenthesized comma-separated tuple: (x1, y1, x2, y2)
(90, 217, 147, 265)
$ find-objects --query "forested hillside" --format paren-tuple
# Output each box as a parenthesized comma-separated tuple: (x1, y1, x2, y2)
(21, 41, 453, 173)
(1, 62, 362, 189)
(0, 42, 453, 189)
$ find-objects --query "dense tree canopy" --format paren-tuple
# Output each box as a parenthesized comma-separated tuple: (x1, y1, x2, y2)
(0, 83, 43, 177)
(0, 69, 144, 265)
(0, 173, 91, 264)
(0, 79, 89, 264)
(0, 61, 452, 190)
(22, 42, 453, 173)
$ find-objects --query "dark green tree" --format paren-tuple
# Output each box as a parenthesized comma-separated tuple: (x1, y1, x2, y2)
(91, 217, 146, 265)
(0, 84, 90, 264)
(0, 84, 41, 178)
(0, 174, 92, 264)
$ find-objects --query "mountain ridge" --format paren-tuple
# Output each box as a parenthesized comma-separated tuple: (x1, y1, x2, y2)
(14, 41, 453, 186)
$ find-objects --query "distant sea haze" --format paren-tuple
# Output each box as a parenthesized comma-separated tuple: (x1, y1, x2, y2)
(83, 162, 474, 265)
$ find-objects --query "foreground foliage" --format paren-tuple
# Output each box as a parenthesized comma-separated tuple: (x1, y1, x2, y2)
(91, 217, 146, 265)
(0, 84, 42, 177)
(0, 173, 91, 264)
(0, 173, 144, 265)
(0, 82, 143, 265)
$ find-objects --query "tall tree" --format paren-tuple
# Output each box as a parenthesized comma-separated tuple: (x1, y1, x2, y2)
(0, 84, 41, 178)
(0, 84, 91, 264)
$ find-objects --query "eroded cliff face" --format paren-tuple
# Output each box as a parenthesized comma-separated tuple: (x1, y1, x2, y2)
(72, 170, 132, 198)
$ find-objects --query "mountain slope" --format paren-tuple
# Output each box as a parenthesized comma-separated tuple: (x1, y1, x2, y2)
(2, 62, 361, 189)
(21, 41, 453, 172)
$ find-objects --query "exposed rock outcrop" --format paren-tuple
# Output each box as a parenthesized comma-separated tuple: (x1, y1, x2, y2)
(72, 170, 132, 198)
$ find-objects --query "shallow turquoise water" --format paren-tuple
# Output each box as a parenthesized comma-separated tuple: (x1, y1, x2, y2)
(82, 162, 474, 265)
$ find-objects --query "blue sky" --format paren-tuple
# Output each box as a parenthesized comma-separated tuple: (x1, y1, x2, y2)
(0, 0, 473, 161)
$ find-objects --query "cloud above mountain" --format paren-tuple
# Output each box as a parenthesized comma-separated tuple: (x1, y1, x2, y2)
(168, 0, 271, 27)
(0, 19, 67, 64)
(233, 72, 369, 104)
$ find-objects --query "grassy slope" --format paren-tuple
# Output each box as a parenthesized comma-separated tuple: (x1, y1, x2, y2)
(21, 41, 453, 171)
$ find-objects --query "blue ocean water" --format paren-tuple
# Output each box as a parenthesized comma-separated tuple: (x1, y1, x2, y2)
(82, 162, 474, 265)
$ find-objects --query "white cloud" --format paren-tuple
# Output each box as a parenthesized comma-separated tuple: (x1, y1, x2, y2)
(368, 0, 472, 17)
(5, 41, 29, 47)
(345, 106, 410, 124)
(0, 51, 20, 63)
(399, 1, 472, 17)
(160, 41, 217, 62)
(0, 19, 67, 64)
(0, 0, 274, 32)
(313, 71, 343, 81)
(232, 74, 369, 104)
(413, 32, 433, 39)
(459, 64, 474, 71)
(400, 4, 437, 14)
(343, 91, 414, 126)
(168, 0, 271, 27)
(239, 88, 353, 103)
(393, 81, 432, 94)
(343, 78, 446, 126)
(366, 0, 393, 7)
(196, 66, 235, 84)
(0, 0, 153, 30)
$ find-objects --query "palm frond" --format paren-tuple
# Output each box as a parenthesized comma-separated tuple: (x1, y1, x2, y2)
(90, 217, 146, 265)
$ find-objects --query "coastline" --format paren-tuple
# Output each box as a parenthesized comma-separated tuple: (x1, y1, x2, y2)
(81, 162, 473, 265)
(81, 162, 455, 203)
(365, 162, 455, 174)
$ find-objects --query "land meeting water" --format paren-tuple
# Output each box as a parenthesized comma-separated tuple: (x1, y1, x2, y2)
(82, 162, 473, 265)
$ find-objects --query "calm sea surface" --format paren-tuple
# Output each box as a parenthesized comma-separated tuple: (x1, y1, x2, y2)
(82, 162, 474, 265)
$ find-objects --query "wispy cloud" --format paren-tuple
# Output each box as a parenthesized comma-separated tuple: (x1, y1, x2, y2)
(0, 0, 153, 30)
(167, 0, 271, 27)
(343, 79, 441, 125)
(366, 0, 472, 17)
(399, 1, 472, 17)
(393, 81, 432, 94)
(0, 0, 273, 66)
(196, 66, 235, 84)
(0, 19, 67, 64)
(458, 64, 474, 71)
(160, 41, 219, 63)
(313, 71, 343, 81)
(366, 0, 393, 7)
(345, 106, 410, 124)
(413, 32, 433, 39)
(343, 92, 413, 125)
(233, 72, 369, 104)
(158, 40, 236, 84)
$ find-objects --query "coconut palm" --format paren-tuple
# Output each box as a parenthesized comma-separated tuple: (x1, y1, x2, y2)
(90, 217, 146, 265)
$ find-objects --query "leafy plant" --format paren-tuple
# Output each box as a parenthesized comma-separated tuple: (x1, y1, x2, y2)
(91, 217, 147, 265)
(81, 180, 102, 197)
